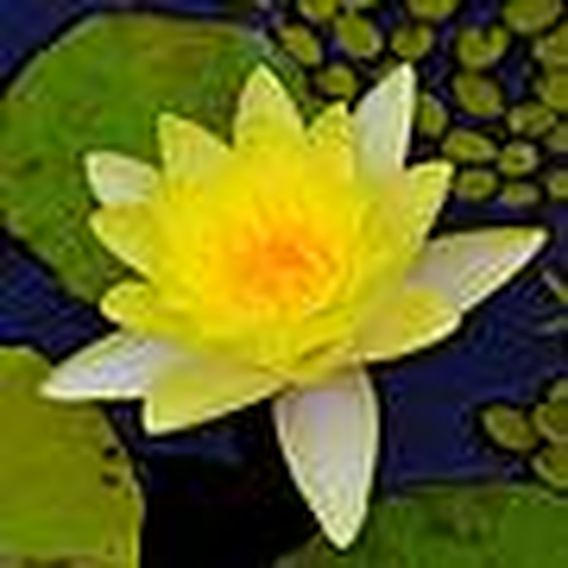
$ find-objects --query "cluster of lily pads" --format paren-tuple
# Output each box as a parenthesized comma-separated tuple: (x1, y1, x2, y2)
(481, 377, 568, 491)
(256, 0, 567, 207)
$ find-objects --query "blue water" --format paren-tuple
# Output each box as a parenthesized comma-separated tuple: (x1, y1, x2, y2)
(1, 1, 566, 565)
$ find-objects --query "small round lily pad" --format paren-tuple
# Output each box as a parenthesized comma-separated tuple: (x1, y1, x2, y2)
(500, 182, 541, 207)
(538, 72, 568, 113)
(457, 26, 510, 70)
(503, 0, 562, 36)
(407, 0, 459, 21)
(498, 141, 539, 178)
(315, 63, 358, 99)
(453, 169, 498, 201)
(299, 0, 339, 20)
(547, 170, 568, 201)
(279, 25, 323, 66)
(391, 24, 434, 61)
(481, 404, 539, 453)
(454, 73, 503, 117)
(416, 92, 448, 138)
(507, 102, 557, 138)
(545, 122, 568, 153)
(532, 445, 568, 491)
(335, 13, 383, 58)
(534, 22, 568, 68)
(442, 129, 498, 163)
(549, 380, 568, 402)
(532, 400, 568, 444)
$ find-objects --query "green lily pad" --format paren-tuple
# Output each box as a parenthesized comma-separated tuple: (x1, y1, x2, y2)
(391, 24, 434, 61)
(507, 102, 557, 138)
(549, 380, 568, 402)
(500, 182, 541, 207)
(442, 129, 497, 163)
(407, 0, 459, 21)
(503, 0, 562, 35)
(335, 13, 382, 58)
(279, 25, 323, 67)
(532, 445, 568, 491)
(299, 0, 339, 20)
(278, 484, 568, 567)
(498, 141, 539, 178)
(0, 348, 141, 566)
(532, 400, 568, 444)
(0, 15, 306, 302)
(453, 73, 503, 117)
(545, 122, 568, 153)
(481, 404, 539, 453)
(534, 22, 568, 67)
(538, 72, 568, 113)
(416, 92, 448, 138)
(453, 169, 497, 202)
(314, 63, 358, 99)
(547, 170, 568, 200)
(456, 26, 510, 70)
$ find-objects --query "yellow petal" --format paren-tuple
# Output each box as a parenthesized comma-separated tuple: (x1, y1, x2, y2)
(409, 228, 547, 313)
(157, 113, 230, 187)
(144, 357, 285, 433)
(308, 102, 354, 185)
(234, 65, 305, 154)
(355, 64, 416, 184)
(357, 285, 460, 362)
(85, 151, 158, 204)
(90, 205, 154, 275)
(403, 160, 454, 250)
(273, 367, 378, 549)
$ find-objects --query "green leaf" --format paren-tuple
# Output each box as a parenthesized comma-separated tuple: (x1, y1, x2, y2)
(498, 141, 539, 178)
(453, 169, 497, 202)
(0, 348, 141, 566)
(0, 15, 307, 302)
(391, 24, 433, 61)
(500, 182, 541, 207)
(442, 129, 497, 163)
(532, 446, 568, 491)
(456, 26, 510, 70)
(415, 92, 448, 139)
(453, 73, 503, 117)
(335, 13, 383, 58)
(503, 0, 562, 35)
(547, 170, 568, 201)
(278, 484, 568, 567)
(480, 404, 539, 453)
(534, 23, 568, 68)
(532, 400, 568, 444)
(549, 380, 568, 402)
(507, 102, 557, 139)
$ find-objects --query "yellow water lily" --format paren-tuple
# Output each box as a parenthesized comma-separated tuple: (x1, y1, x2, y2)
(44, 64, 546, 549)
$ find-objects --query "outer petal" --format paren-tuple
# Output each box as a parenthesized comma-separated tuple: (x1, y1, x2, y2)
(357, 286, 460, 362)
(355, 64, 415, 184)
(158, 113, 230, 187)
(235, 65, 304, 153)
(409, 228, 547, 313)
(403, 161, 454, 250)
(90, 205, 154, 275)
(144, 357, 285, 433)
(42, 332, 185, 401)
(85, 151, 158, 204)
(273, 367, 378, 549)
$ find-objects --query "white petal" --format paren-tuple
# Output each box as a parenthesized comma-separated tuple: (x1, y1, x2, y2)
(273, 368, 379, 549)
(355, 64, 415, 184)
(409, 228, 547, 313)
(42, 332, 187, 401)
(85, 152, 158, 204)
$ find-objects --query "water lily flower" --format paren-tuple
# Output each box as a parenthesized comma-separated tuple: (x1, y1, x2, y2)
(43, 64, 546, 549)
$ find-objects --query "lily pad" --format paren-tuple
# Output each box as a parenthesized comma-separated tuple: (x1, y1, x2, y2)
(278, 484, 568, 567)
(498, 141, 539, 178)
(415, 92, 448, 139)
(481, 404, 539, 453)
(299, 0, 339, 20)
(500, 182, 541, 207)
(549, 380, 568, 402)
(545, 122, 568, 153)
(442, 129, 497, 163)
(391, 25, 434, 61)
(503, 0, 562, 35)
(456, 26, 509, 70)
(532, 400, 568, 444)
(532, 445, 568, 491)
(407, 0, 459, 22)
(453, 73, 503, 117)
(314, 63, 358, 99)
(0, 348, 141, 566)
(547, 170, 568, 201)
(453, 169, 497, 202)
(534, 22, 568, 67)
(507, 102, 557, 138)
(335, 13, 382, 58)
(0, 15, 306, 302)
(538, 72, 568, 113)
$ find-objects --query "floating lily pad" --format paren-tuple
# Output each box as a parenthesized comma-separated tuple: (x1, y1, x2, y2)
(501, 182, 541, 207)
(507, 102, 557, 138)
(538, 72, 568, 113)
(442, 129, 497, 163)
(453, 169, 497, 201)
(416, 92, 448, 138)
(532, 400, 568, 444)
(549, 380, 568, 402)
(407, 0, 459, 21)
(456, 26, 510, 70)
(0, 16, 306, 302)
(498, 141, 539, 178)
(534, 22, 568, 67)
(279, 25, 323, 67)
(547, 170, 568, 200)
(335, 13, 382, 58)
(545, 122, 568, 153)
(391, 24, 434, 61)
(299, 0, 339, 20)
(278, 484, 568, 567)
(0, 348, 141, 566)
(314, 63, 358, 99)
(453, 73, 503, 117)
(481, 404, 539, 453)
(532, 445, 568, 491)
(503, 0, 562, 35)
